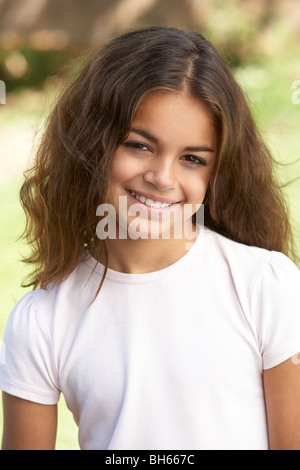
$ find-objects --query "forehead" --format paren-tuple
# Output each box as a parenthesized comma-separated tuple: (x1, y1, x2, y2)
(131, 90, 217, 148)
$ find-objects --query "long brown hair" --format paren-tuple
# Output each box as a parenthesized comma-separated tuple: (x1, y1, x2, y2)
(20, 26, 297, 291)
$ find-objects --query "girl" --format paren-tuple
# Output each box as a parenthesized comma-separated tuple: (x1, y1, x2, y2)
(1, 26, 300, 450)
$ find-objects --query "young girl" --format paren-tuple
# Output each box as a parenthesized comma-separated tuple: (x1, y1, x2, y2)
(1, 26, 300, 451)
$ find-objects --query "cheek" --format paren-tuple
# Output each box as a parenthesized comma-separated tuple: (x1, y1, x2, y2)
(184, 174, 211, 203)
(110, 153, 126, 183)
(110, 152, 139, 185)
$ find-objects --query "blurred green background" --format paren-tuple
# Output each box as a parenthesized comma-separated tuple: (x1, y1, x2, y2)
(0, 0, 300, 450)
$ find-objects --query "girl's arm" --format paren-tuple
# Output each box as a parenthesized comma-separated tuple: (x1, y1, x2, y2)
(1, 392, 57, 450)
(263, 355, 300, 450)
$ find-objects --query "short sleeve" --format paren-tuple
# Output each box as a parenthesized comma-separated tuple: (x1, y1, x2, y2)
(0, 291, 60, 404)
(251, 252, 300, 370)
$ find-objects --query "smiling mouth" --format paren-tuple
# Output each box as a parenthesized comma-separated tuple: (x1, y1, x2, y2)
(126, 189, 181, 209)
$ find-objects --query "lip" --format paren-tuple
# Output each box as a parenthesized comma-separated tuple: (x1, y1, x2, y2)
(126, 188, 181, 205)
(125, 189, 182, 212)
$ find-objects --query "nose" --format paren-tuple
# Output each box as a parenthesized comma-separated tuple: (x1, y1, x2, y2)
(143, 156, 176, 191)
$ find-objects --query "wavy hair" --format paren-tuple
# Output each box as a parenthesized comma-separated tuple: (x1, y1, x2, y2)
(20, 26, 297, 292)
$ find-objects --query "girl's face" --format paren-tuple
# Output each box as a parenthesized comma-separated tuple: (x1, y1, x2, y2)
(106, 90, 217, 240)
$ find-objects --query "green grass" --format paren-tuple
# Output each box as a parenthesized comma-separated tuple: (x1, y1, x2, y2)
(0, 52, 299, 449)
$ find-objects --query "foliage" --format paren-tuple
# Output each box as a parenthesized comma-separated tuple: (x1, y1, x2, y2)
(0, 0, 299, 91)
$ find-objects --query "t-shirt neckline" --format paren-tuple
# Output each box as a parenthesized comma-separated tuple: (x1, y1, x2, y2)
(85, 225, 205, 284)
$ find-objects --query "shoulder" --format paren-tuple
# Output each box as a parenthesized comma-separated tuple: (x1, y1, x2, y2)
(0, 260, 98, 403)
(204, 229, 299, 278)
(202, 227, 300, 314)
(203, 229, 300, 369)
(251, 252, 300, 369)
(2, 289, 56, 362)
(204, 227, 270, 262)
(6, 258, 98, 330)
(202, 228, 271, 286)
(0, 290, 61, 404)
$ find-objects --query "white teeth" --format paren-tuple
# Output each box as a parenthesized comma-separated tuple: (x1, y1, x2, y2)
(128, 190, 172, 208)
(145, 198, 154, 206)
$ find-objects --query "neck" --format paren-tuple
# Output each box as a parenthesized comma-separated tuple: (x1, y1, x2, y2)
(94, 225, 198, 274)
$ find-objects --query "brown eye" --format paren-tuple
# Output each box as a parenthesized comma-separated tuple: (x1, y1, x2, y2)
(181, 155, 207, 166)
(124, 142, 150, 152)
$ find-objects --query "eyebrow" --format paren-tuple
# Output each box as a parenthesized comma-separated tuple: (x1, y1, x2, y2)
(130, 127, 215, 153)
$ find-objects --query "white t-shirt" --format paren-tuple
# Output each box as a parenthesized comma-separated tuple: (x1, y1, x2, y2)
(1, 227, 300, 450)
